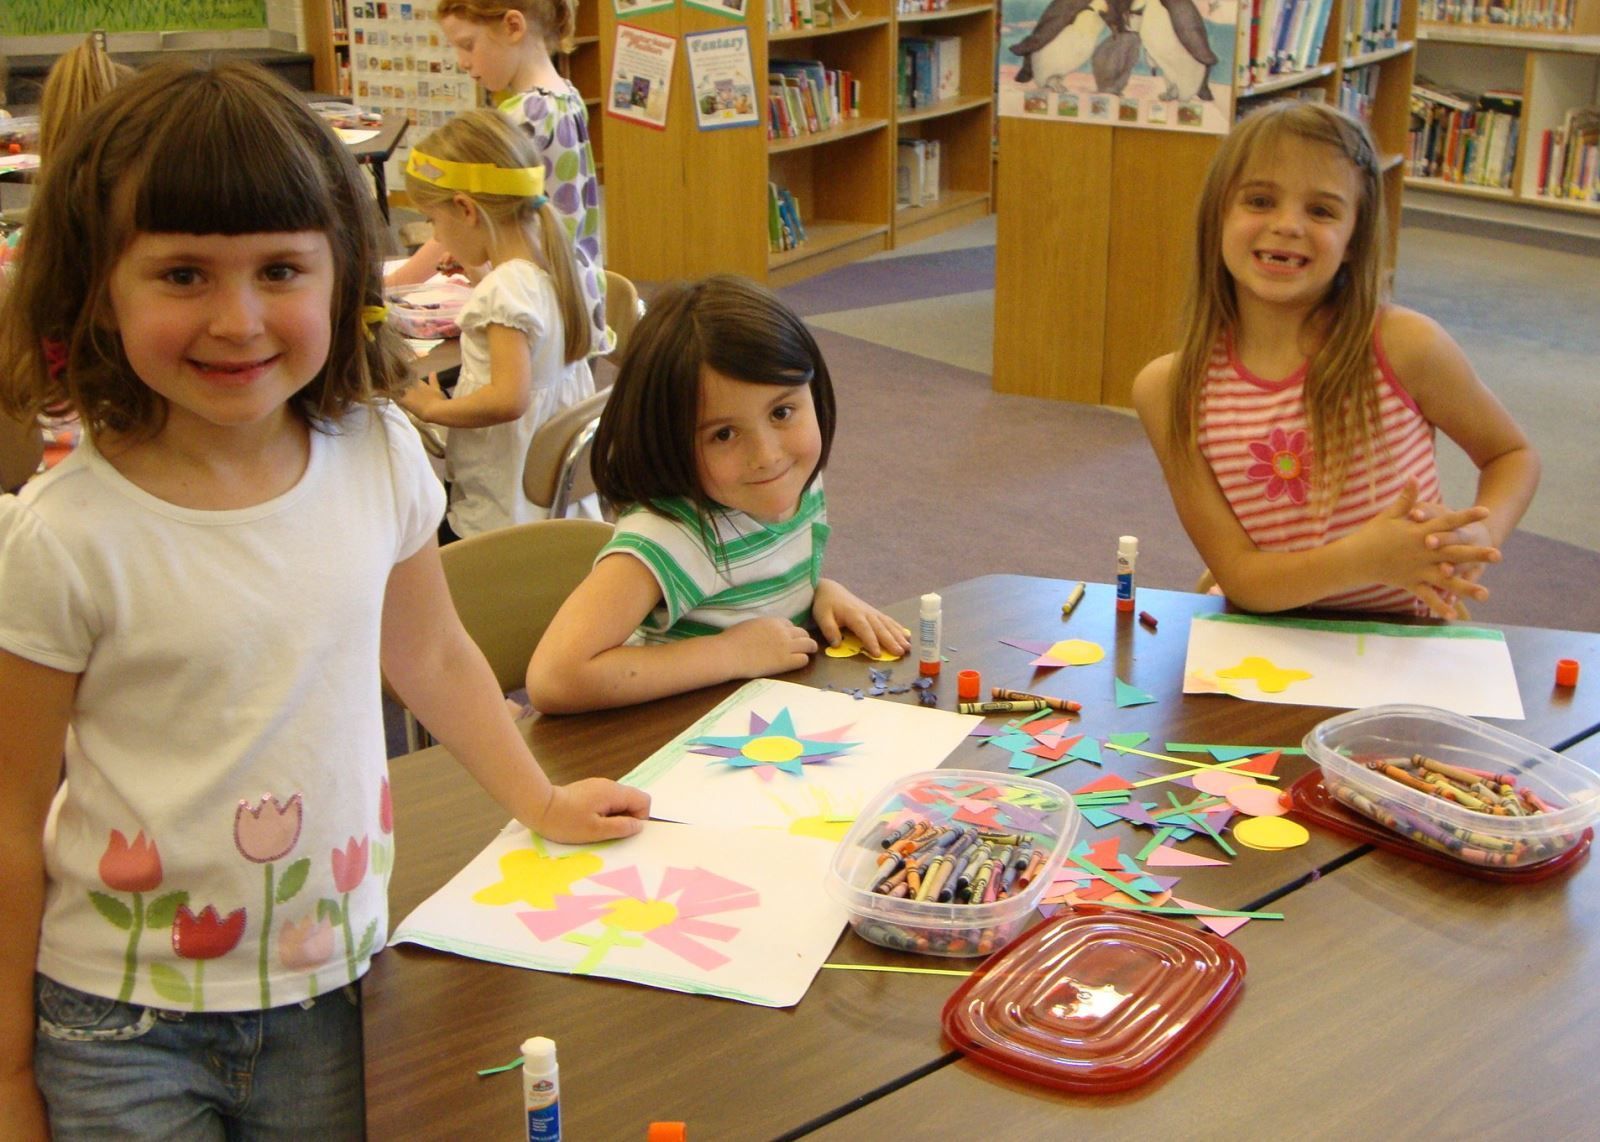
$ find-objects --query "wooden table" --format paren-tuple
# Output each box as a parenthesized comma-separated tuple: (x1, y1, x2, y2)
(366, 576, 1600, 1137)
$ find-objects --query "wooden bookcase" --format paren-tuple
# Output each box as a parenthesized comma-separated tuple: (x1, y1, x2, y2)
(305, 1, 351, 96)
(560, 1, 607, 179)
(993, 0, 1418, 407)
(596, 1, 993, 287)
(1410, 8, 1600, 218)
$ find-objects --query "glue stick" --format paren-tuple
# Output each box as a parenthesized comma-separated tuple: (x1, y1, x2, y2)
(918, 593, 942, 677)
(522, 1036, 561, 1141)
(1116, 536, 1139, 614)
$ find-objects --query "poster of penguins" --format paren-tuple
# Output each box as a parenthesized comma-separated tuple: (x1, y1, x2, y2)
(999, 0, 1238, 134)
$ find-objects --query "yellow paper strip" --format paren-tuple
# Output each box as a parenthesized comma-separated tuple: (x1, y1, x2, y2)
(1109, 743, 1280, 786)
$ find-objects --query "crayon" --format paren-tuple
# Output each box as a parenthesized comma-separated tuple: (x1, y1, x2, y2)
(1138, 610, 1158, 631)
(1061, 581, 1086, 617)
(989, 687, 1083, 714)
(958, 699, 1049, 715)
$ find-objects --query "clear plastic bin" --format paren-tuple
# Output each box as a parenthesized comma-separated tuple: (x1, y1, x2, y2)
(826, 769, 1081, 957)
(1304, 704, 1600, 870)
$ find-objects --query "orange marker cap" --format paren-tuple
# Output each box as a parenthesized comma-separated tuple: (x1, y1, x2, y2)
(1556, 659, 1580, 688)
(648, 1124, 687, 1142)
(957, 670, 980, 702)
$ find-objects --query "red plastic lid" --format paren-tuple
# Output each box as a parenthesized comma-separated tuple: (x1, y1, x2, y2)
(941, 907, 1245, 1092)
(1286, 771, 1592, 883)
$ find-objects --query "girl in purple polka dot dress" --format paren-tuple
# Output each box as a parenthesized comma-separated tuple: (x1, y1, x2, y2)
(390, 1, 611, 356)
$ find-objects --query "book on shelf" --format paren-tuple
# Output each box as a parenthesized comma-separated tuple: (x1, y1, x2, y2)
(898, 37, 957, 110)
(1536, 106, 1599, 201)
(768, 182, 808, 252)
(767, 59, 854, 140)
(1416, 0, 1577, 31)
(896, 137, 942, 207)
(1241, 0, 1336, 86)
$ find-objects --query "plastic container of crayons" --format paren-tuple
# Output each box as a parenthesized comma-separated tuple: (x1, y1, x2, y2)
(1304, 705, 1600, 870)
(826, 769, 1081, 957)
(385, 280, 473, 339)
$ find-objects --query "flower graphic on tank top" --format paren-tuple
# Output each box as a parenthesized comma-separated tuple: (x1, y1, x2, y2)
(1246, 427, 1311, 505)
(235, 793, 310, 1009)
(89, 829, 188, 1002)
(323, 836, 374, 984)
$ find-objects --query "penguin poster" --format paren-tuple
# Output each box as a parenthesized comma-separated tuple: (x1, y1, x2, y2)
(999, 0, 1238, 134)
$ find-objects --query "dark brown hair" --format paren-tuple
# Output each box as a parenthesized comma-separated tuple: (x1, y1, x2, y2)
(592, 274, 836, 513)
(0, 60, 406, 438)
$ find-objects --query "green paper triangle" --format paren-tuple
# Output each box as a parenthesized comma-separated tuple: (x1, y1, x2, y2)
(1115, 678, 1156, 708)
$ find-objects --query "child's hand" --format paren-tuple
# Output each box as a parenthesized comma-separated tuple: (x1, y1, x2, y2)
(397, 374, 447, 421)
(718, 616, 818, 678)
(531, 779, 650, 844)
(812, 578, 913, 658)
(1355, 481, 1498, 618)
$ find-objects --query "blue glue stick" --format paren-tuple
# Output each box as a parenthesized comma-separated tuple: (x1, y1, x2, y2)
(522, 1036, 561, 1141)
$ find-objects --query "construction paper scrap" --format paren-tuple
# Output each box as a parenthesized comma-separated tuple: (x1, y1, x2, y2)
(1074, 774, 1136, 795)
(823, 633, 903, 661)
(1231, 750, 1283, 777)
(1232, 816, 1311, 851)
(1165, 743, 1307, 759)
(1030, 639, 1105, 668)
(1114, 901, 1283, 921)
(1183, 612, 1524, 719)
(1066, 737, 1104, 764)
(1105, 732, 1151, 749)
(1192, 769, 1257, 796)
(1083, 837, 1125, 870)
(1172, 897, 1253, 938)
(1225, 783, 1289, 817)
(1108, 801, 1163, 828)
(1025, 734, 1083, 762)
(1080, 807, 1123, 828)
(1115, 678, 1157, 708)
(1144, 844, 1230, 868)
(1136, 827, 1177, 861)
(1020, 757, 1076, 778)
(1216, 656, 1313, 693)
(477, 1056, 524, 1076)
(624, 679, 978, 829)
(392, 820, 845, 1008)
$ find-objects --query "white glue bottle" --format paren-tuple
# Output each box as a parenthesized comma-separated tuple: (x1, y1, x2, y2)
(1116, 536, 1139, 614)
(522, 1036, 561, 1141)
(918, 592, 943, 677)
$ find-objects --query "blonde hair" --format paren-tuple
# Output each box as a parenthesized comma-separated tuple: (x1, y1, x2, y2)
(405, 109, 588, 364)
(435, 0, 577, 54)
(39, 34, 133, 165)
(1168, 100, 1387, 512)
(0, 61, 405, 438)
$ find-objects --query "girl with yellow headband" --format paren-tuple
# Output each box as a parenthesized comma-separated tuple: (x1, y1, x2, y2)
(401, 109, 599, 540)
(388, 0, 610, 356)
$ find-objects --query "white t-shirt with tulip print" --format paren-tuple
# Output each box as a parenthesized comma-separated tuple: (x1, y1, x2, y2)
(0, 403, 442, 1012)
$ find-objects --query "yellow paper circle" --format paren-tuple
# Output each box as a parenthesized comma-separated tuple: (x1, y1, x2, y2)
(1232, 816, 1310, 850)
(741, 735, 805, 764)
(1047, 639, 1105, 666)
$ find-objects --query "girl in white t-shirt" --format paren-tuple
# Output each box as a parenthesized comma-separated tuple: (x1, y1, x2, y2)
(399, 109, 596, 540)
(0, 62, 646, 1139)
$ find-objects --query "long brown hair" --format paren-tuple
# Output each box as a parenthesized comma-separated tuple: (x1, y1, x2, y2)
(0, 61, 405, 439)
(436, 0, 577, 54)
(38, 33, 132, 165)
(593, 274, 836, 515)
(1168, 100, 1387, 511)
(404, 109, 589, 364)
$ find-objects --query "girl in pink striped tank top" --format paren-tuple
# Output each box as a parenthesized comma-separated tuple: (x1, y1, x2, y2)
(1132, 102, 1539, 619)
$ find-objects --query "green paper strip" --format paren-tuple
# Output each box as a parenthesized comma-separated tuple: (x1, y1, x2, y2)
(1169, 791, 1236, 858)
(1136, 826, 1176, 861)
(821, 963, 972, 977)
(1106, 903, 1284, 920)
(1165, 743, 1308, 756)
(1070, 854, 1153, 903)
(1193, 612, 1505, 641)
(1021, 757, 1074, 778)
(477, 1056, 523, 1077)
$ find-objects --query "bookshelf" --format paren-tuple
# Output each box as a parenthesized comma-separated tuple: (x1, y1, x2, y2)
(993, 0, 1418, 407)
(1411, 7, 1600, 215)
(596, 1, 992, 287)
(560, 2, 607, 179)
(305, 1, 352, 96)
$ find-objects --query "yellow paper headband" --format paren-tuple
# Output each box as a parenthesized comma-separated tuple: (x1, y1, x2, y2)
(405, 150, 545, 198)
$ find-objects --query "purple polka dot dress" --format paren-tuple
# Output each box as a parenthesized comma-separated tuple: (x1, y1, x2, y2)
(499, 83, 612, 356)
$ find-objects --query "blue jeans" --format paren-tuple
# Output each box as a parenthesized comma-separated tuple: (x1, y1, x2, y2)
(33, 975, 365, 1140)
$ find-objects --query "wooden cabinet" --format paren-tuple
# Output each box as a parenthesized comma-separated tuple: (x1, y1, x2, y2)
(1411, 7, 1600, 217)
(993, 0, 1418, 407)
(596, 1, 993, 287)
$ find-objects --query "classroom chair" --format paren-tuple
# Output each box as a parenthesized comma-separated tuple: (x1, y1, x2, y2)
(523, 387, 610, 520)
(0, 412, 44, 493)
(602, 269, 642, 365)
(391, 516, 614, 751)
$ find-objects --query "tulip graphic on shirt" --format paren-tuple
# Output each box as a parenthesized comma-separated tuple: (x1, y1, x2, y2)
(371, 777, 395, 881)
(323, 836, 374, 983)
(278, 915, 337, 997)
(234, 793, 310, 1009)
(89, 829, 188, 1002)
(165, 903, 247, 1011)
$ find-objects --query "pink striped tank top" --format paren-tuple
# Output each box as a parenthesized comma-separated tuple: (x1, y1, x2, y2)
(1196, 325, 1441, 614)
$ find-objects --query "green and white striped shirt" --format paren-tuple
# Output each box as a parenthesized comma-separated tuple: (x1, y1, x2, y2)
(602, 482, 830, 643)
